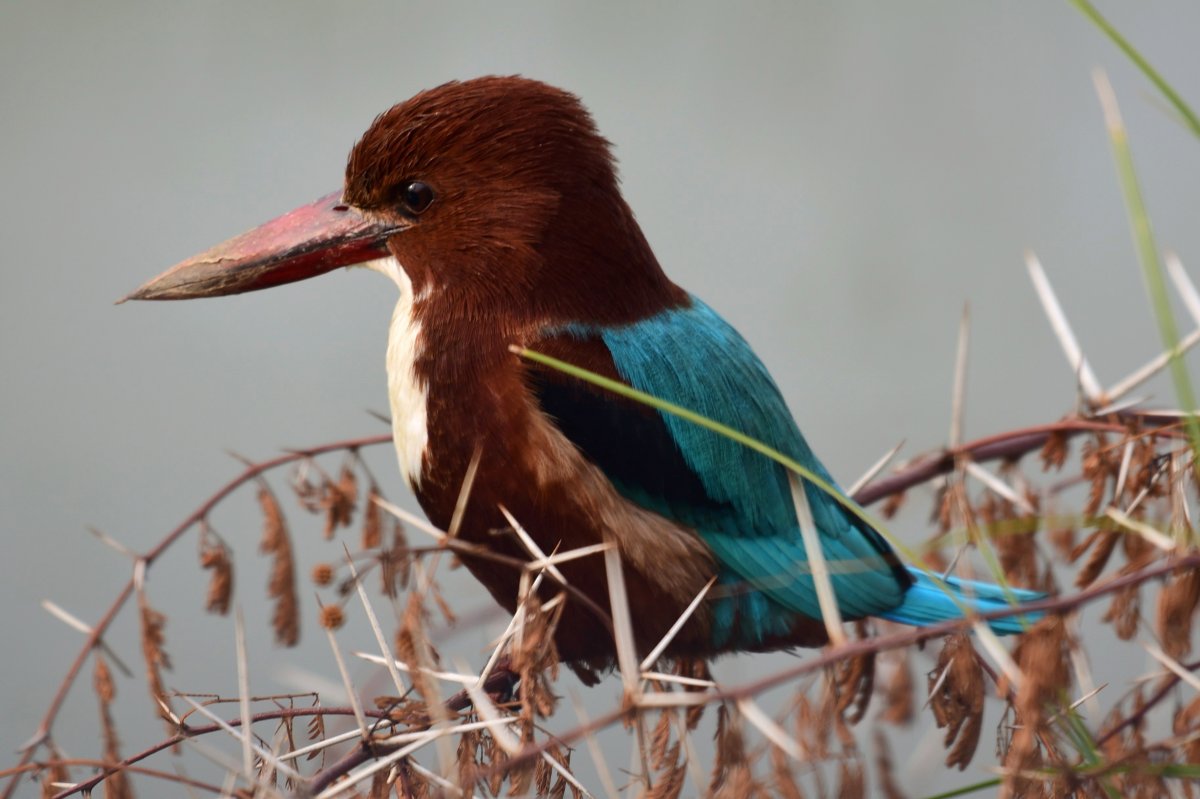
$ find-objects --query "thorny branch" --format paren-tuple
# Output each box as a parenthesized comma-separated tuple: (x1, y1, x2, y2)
(10, 402, 1200, 798)
(3, 416, 1155, 795)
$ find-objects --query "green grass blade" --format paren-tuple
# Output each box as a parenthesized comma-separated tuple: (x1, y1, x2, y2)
(1093, 71, 1200, 462)
(1071, 0, 1200, 140)
(513, 346, 1036, 621)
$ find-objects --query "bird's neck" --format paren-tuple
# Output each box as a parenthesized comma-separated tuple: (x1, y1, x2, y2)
(375, 205, 688, 491)
(377, 255, 521, 493)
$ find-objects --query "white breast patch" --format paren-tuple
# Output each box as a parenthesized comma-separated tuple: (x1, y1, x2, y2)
(362, 256, 429, 487)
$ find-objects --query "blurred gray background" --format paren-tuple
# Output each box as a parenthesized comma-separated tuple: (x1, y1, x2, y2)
(4, 2, 1200, 795)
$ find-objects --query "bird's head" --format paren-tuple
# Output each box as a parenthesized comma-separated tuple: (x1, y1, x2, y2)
(125, 76, 677, 325)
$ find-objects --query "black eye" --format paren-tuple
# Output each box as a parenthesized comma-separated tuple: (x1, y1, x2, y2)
(400, 181, 435, 214)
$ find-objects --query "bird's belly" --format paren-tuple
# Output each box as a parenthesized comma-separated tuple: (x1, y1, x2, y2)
(384, 271, 429, 487)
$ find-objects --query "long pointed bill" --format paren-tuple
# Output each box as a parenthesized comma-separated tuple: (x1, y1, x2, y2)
(122, 191, 404, 302)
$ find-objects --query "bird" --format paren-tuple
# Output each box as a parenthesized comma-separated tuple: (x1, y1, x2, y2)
(126, 76, 1041, 679)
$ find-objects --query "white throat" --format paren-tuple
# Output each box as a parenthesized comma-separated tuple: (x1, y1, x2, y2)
(362, 256, 429, 487)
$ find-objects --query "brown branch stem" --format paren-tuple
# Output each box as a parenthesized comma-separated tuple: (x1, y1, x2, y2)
(48, 706, 388, 799)
(489, 551, 1200, 778)
(5, 434, 392, 799)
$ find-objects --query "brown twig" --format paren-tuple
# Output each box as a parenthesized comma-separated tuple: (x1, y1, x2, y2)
(12, 412, 1195, 798)
(47, 705, 388, 799)
(1093, 657, 1200, 747)
(485, 551, 1200, 780)
(853, 418, 1137, 506)
(4, 434, 392, 799)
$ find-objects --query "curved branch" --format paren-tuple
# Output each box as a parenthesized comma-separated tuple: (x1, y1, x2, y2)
(487, 551, 1200, 779)
(50, 706, 387, 799)
(5, 434, 392, 799)
(852, 419, 1128, 506)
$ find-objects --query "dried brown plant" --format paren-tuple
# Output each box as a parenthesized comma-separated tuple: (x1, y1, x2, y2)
(258, 483, 299, 647)
(928, 633, 984, 771)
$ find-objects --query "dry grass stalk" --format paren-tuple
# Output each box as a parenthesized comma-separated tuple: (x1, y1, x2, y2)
(1157, 558, 1200, 659)
(1098, 530, 1159, 640)
(1071, 528, 1120, 588)
(1040, 429, 1070, 472)
(513, 593, 561, 725)
(794, 689, 831, 766)
(258, 484, 299, 647)
(880, 489, 906, 520)
(927, 633, 984, 770)
(198, 527, 233, 616)
(833, 621, 876, 725)
(38, 746, 72, 799)
(379, 518, 411, 598)
(1174, 695, 1200, 793)
(27, 353, 1200, 798)
(710, 704, 758, 797)
(872, 732, 907, 799)
(361, 481, 383, 550)
(767, 743, 805, 799)
(92, 653, 132, 799)
(1000, 616, 1071, 797)
(836, 759, 866, 799)
(879, 648, 914, 726)
(677, 659, 711, 731)
(1081, 436, 1115, 518)
(135, 577, 174, 736)
(394, 593, 437, 707)
(644, 742, 686, 799)
(323, 463, 358, 539)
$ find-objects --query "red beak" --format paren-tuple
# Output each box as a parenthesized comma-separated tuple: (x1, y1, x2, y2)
(121, 191, 404, 302)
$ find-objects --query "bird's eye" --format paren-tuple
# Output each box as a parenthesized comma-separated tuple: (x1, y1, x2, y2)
(400, 181, 435, 215)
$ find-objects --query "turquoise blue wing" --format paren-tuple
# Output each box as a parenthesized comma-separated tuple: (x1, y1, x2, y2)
(549, 296, 911, 643)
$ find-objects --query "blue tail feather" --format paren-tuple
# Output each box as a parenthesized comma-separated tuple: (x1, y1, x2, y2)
(881, 567, 1044, 635)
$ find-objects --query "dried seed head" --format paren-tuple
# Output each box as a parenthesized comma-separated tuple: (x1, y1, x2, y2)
(1072, 529, 1119, 588)
(311, 562, 335, 587)
(1103, 582, 1142, 641)
(93, 653, 115, 704)
(39, 746, 72, 799)
(880, 650, 914, 726)
(711, 704, 747, 795)
(395, 594, 437, 704)
(138, 597, 172, 706)
(881, 490, 906, 520)
(928, 633, 984, 770)
(836, 760, 865, 799)
(259, 485, 299, 647)
(833, 622, 875, 725)
(1039, 430, 1069, 472)
(380, 520, 411, 598)
(1174, 695, 1200, 768)
(873, 731, 907, 799)
(322, 464, 358, 539)
(1157, 563, 1200, 659)
(93, 652, 131, 799)
(319, 604, 345, 631)
(1002, 616, 1071, 795)
(361, 482, 383, 550)
(200, 540, 233, 616)
(769, 742, 805, 799)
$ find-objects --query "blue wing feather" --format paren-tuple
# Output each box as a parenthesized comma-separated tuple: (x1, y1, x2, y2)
(559, 297, 910, 643)
(549, 296, 1043, 644)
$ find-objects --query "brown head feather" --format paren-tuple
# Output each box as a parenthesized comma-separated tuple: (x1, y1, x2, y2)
(344, 76, 684, 325)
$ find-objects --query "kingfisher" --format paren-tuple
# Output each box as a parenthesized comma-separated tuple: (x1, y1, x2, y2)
(127, 76, 1039, 676)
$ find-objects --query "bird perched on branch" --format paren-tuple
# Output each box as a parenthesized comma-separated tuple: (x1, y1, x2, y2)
(128, 76, 1040, 678)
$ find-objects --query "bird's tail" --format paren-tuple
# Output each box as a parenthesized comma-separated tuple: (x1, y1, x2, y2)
(880, 567, 1044, 635)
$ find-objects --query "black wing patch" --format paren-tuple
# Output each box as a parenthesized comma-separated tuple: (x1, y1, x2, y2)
(524, 336, 729, 526)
